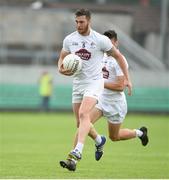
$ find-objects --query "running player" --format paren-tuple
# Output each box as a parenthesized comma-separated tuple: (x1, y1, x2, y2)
(88, 30, 149, 161)
(58, 9, 132, 171)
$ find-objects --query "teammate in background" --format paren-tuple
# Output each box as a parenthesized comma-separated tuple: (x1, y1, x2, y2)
(39, 71, 53, 112)
(88, 30, 149, 161)
(58, 9, 132, 171)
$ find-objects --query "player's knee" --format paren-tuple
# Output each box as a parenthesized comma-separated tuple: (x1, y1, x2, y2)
(79, 111, 88, 121)
(109, 135, 120, 141)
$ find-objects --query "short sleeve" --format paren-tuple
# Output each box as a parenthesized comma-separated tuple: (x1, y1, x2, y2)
(100, 35, 113, 52)
(63, 37, 70, 53)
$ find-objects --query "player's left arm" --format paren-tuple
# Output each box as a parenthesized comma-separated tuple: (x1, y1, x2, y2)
(104, 75, 125, 91)
(106, 47, 132, 95)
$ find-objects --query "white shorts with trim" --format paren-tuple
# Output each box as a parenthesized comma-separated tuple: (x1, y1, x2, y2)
(96, 97, 127, 124)
(72, 79, 104, 103)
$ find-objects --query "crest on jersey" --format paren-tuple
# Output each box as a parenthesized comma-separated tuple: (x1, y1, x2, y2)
(90, 42, 96, 49)
(75, 49, 91, 60)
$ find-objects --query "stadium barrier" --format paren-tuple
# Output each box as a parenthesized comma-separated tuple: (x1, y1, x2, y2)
(0, 84, 168, 112)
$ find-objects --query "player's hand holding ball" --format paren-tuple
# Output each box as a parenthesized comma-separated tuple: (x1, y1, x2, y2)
(59, 64, 74, 76)
(60, 54, 82, 76)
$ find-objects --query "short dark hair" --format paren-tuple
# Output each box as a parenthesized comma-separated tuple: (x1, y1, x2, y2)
(103, 30, 117, 40)
(75, 9, 91, 19)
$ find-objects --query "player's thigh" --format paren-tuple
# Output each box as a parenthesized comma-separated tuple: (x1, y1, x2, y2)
(72, 79, 103, 104)
(90, 107, 103, 124)
(103, 99, 127, 124)
(108, 122, 121, 138)
(84, 79, 104, 101)
(73, 103, 81, 127)
(72, 85, 83, 104)
(79, 96, 97, 116)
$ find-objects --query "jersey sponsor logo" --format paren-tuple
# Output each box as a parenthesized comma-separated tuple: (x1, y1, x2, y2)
(102, 66, 109, 79)
(75, 49, 91, 60)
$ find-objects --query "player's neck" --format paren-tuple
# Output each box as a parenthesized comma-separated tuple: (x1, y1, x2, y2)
(85, 28, 90, 36)
(80, 28, 91, 36)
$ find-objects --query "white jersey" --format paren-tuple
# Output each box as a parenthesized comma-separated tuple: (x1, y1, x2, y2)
(63, 29, 113, 84)
(101, 54, 128, 101)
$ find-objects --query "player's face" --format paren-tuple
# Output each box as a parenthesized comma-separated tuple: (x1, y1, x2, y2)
(75, 15, 90, 35)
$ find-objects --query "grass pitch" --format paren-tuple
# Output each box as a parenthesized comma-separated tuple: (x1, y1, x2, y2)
(0, 112, 169, 179)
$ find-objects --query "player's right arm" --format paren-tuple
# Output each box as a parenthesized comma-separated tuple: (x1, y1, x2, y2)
(58, 49, 74, 76)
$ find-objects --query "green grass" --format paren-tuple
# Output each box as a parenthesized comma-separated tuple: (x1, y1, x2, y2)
(0, 112, 169, 179)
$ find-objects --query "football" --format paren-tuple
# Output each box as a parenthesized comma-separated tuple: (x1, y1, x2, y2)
(63, 54, 82, 74)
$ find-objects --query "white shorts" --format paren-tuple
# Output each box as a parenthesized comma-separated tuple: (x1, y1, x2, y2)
(72, 79, 104, 103)
(96, 97, 127, 124)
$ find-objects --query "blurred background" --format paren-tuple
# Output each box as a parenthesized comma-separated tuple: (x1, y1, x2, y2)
(0, 0, 168, 113)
